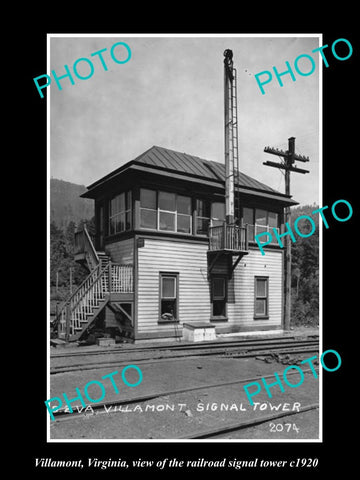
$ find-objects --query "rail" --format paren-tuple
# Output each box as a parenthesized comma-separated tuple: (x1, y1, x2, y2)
(209, 224, 248, 251)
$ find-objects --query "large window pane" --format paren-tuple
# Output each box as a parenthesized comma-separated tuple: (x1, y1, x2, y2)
(268, 211, 278, 228)
(162, 276, 176, 298)
(125, 211, 131, 230)
(255, 299, 266, 315)
(197, 217, 210, 235)
(243, 207, 254, 225)
(177, 214, 191, 233)
(116, 213, 125, 233)
(126, 191, 132, 209)
(255, 209, 267, 225)
(247, 224, 255, 241)
(211, 202, 225, 220)
(140, 209, 157, 229)
(255, 225, 268, 236)
(196, 199, 210, 235)
(177, 195, 191, 214)
(161, 300, 177, 320)
(197, 199, 210, 218)
(109, 191, 131, 234)
(159, 211, 175, 231)
(140, 189, 156, 209)
(159, 191, 176, 211)
(118, 193, 125, 212)
(256, 278, 267, 297)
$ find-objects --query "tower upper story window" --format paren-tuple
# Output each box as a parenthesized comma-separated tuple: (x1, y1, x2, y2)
(140, 188, 192, 234)
(109, 191, 132, 235)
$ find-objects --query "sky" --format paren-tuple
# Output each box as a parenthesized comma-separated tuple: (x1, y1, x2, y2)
(49, 34, 321, 206)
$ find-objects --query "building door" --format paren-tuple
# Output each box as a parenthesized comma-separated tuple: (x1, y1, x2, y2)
(211, 275, 228, 320)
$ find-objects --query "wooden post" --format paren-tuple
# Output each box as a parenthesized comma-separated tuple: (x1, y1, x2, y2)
(263, 137, 310, 331)
(108, 261, 112, 293)
(65, 303, 70, 342)
(284, 168, 291, 331)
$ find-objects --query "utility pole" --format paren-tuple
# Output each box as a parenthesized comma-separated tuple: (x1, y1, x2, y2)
(263, 137, 310, 330)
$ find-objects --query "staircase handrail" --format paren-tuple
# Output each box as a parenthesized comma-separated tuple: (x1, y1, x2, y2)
(70, 262, 111, 312)
(53, 262, 134, 328)
(82, 224, 100, 266)
(52, 263, 102, 329)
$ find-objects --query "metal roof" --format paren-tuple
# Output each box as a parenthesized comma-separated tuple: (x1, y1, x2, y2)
(132, 145, 279, 193)
(84, 145, 296, 203)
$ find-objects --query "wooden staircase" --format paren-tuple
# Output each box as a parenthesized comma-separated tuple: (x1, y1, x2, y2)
(54, 225, 133, 341)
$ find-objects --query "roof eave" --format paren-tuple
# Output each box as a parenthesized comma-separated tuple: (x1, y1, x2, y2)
(81, 162, 298, 206)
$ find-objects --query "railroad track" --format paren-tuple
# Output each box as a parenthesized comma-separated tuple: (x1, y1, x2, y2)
(50, 367, 320, 441)
(51, 334, 318, 358)
(50, 366, 319, 422)
(50, 337, 319, 374)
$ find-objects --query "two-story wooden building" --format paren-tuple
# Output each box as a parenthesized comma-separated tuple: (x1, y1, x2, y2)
(56, 145, 298, 343)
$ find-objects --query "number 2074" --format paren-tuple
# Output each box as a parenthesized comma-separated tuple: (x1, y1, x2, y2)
(269, 423, 299, 433)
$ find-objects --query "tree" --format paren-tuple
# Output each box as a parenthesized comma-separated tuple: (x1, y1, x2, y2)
(290, 204, 320, 327)
(50, 221, 68, 287)
(50, 220, 89, 291)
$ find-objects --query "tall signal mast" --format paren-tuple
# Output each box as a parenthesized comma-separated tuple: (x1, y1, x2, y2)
(223, 49, 239, 225)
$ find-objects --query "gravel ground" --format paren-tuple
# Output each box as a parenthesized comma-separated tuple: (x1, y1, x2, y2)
(48, 341, 321, 441)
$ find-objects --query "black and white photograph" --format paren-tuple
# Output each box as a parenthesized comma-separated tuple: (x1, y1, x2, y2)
(47, 34, 321, 442)
(24, 25, 356, 475)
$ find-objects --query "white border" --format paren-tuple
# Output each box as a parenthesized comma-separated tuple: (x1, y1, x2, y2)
(46, 32, 323, 444)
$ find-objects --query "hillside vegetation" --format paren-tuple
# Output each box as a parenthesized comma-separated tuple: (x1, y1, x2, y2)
(50, 178, 94, 229)
(290, 203, 319, 327)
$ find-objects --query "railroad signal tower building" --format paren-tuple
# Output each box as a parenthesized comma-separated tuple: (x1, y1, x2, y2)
(55, 145, 297, 342)
(54, 50, 298, 343)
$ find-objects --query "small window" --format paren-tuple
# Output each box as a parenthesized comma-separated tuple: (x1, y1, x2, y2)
(254, 276, 269, 318)
(211, 276, 227, 318)
(159, 273, 179, 322)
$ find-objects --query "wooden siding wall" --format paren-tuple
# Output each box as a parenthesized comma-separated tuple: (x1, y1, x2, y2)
(137, 239, 211, 333)
(228, 248, 283, 328)
(136, 239, 283, 335)
(105, 238, 134, 264)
